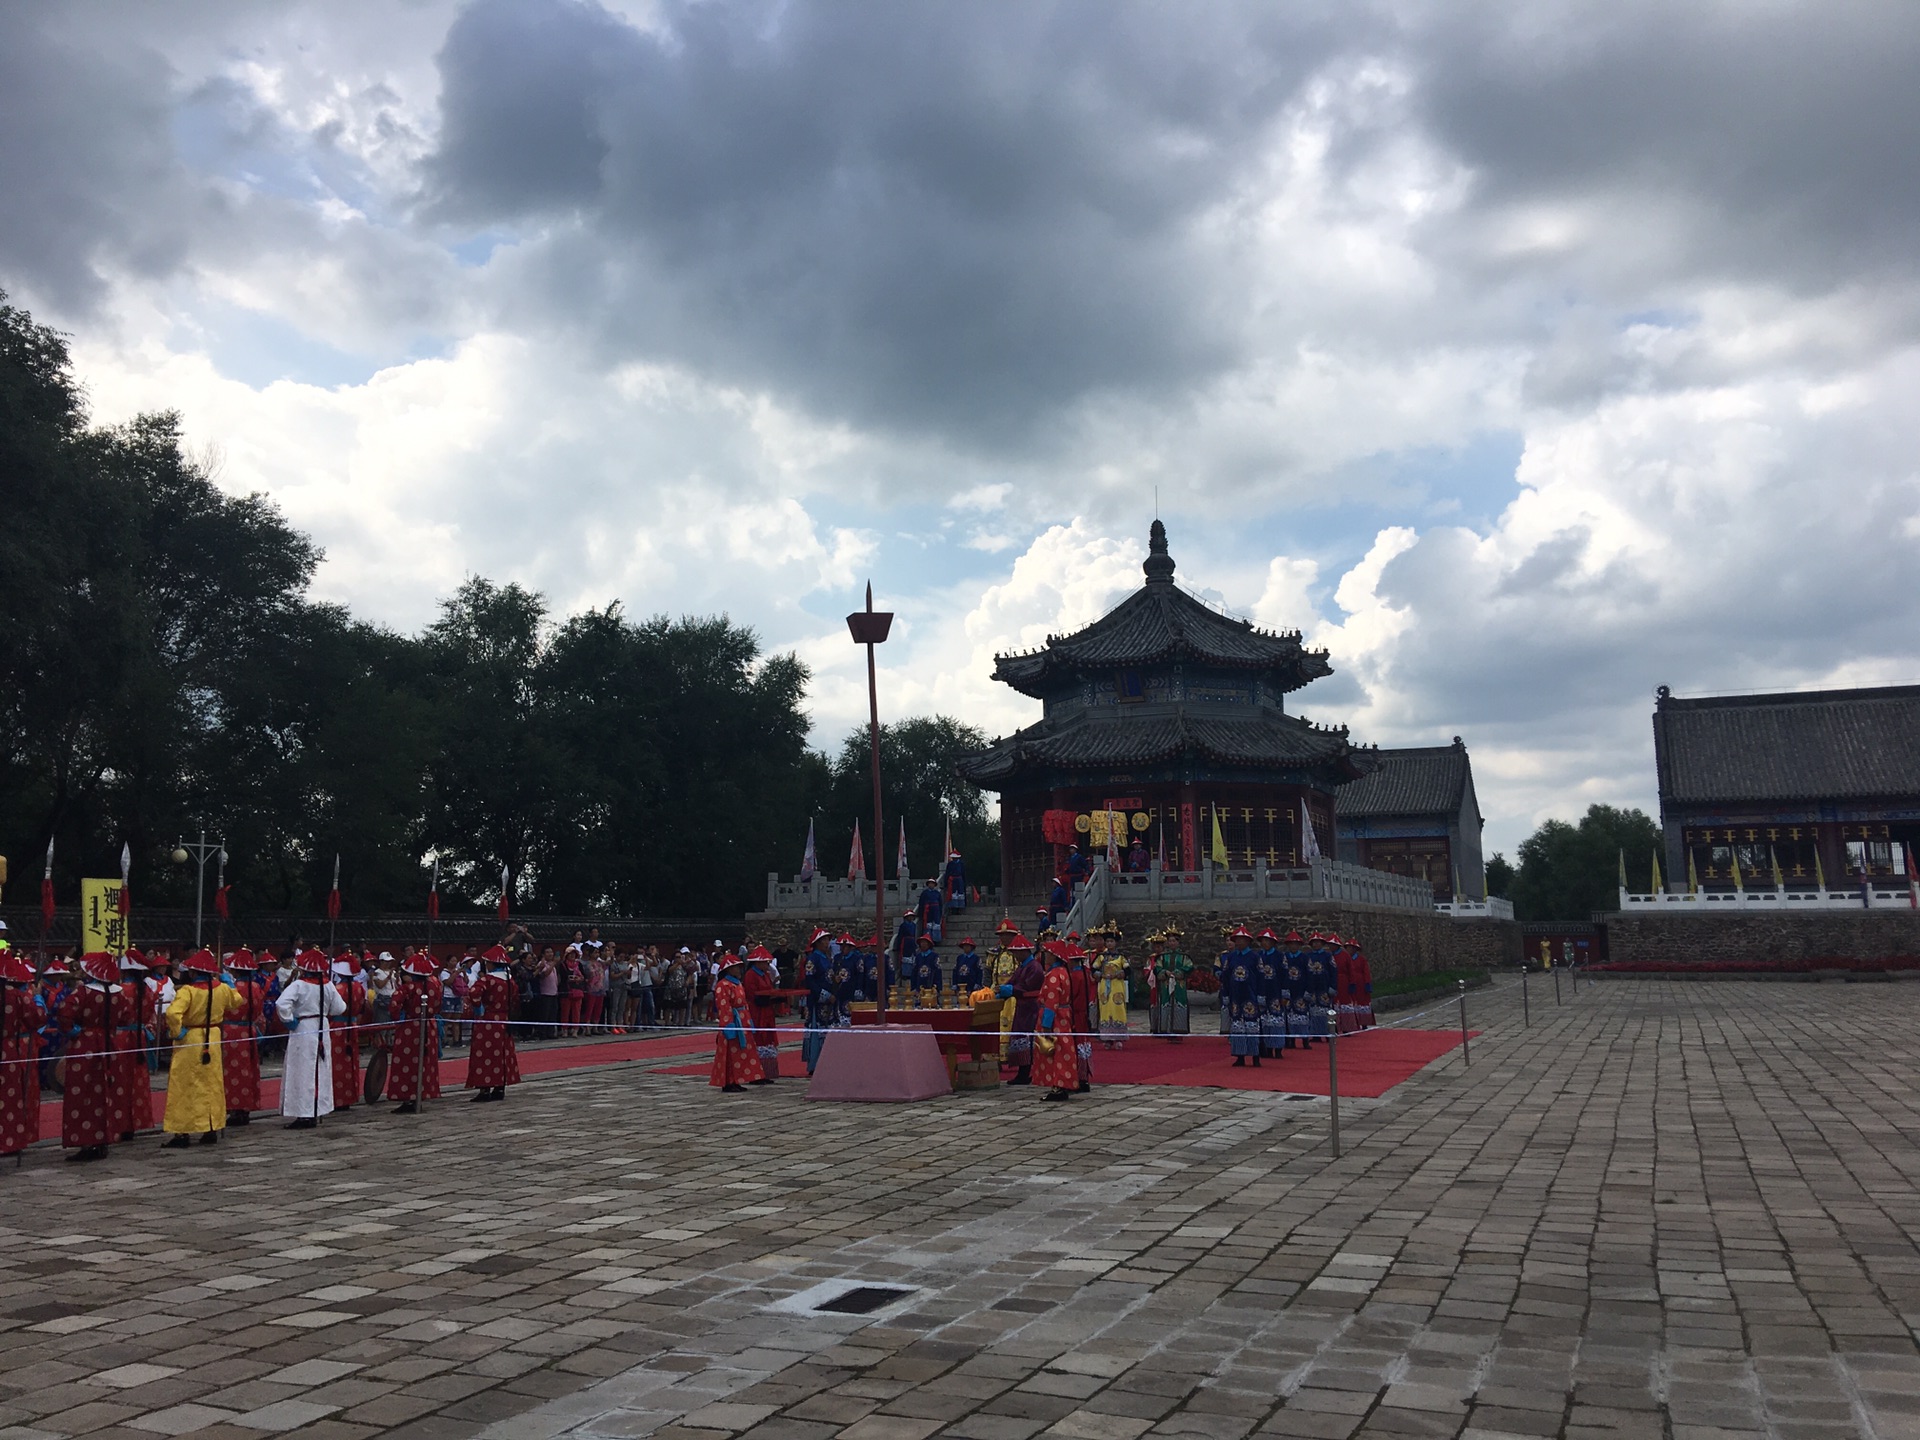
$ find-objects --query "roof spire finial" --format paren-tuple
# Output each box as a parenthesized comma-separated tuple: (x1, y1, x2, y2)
(1144, 519, 1175, 585)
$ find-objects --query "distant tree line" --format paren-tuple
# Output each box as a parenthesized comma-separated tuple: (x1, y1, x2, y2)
(1483, 803, 1660, 922)
(0, 294, 996, 921)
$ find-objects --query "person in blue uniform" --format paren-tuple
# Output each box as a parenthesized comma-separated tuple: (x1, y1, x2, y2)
(1255, 928, 1287, 1059)
(1064, 845, 1090, 885)
(917, 881, 944, 942)
(943, 851, 967, 912)
(800, 929, 837, 1075)
(1303, 932, 1333, 1039)
(1220, 926, 1262, 1067)
(1046, 877, 1070, 929)
(951, 937, 984, 997)
(913, 934, 942, 1007)
(1283, 931, 1308, 1048)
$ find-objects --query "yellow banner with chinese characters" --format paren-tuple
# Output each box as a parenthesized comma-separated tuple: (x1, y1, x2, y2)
(81, 878, 130, 955)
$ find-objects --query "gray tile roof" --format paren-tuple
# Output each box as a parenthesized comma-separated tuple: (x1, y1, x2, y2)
(1335, 743, 1471, 818)
(990, 523, 1332, 698)
(1653, 684, 1920, 805)
(956, 709, 1363, 789)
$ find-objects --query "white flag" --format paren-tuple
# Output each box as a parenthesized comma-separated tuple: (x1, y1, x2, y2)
(800, 819, 818, 881)
(897, 817, 909, 882)
(1299, 800, 1321, 861)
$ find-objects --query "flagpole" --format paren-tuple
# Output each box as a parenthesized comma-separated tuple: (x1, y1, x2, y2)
(418, 857, 438, 1111)
(327, 853, 339, 952)
(845, 583, 893, 1025)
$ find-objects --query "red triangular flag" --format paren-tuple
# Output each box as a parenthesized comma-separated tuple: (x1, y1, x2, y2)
(427, 889, 440, 920)
(497, 862, 511, 922)
(40, 877, 55, 929)
(214, 885, 231, 921)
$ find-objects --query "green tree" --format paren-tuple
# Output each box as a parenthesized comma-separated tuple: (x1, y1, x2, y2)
(821, 717, 999, 894)
(1484, 852, 1514, 898)
(1509, 804, 1660, 922)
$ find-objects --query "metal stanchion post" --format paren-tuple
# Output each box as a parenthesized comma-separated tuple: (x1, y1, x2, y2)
(1326, 1008, 1340, 1159)
(1521, 962, 1530, 1026)
(1458, 980, 1470, 1066)
(1553, 964, 1561, 1006)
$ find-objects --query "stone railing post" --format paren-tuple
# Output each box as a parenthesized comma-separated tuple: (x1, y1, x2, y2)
(768, 872, 779, 908)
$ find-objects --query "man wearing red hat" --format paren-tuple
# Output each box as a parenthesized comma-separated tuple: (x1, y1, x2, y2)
(742, 945, 781, 1083)
(276, 949, 348, 1128)
(327, 955, 370, 1112)
(800, 928, 837, 1077)
(464, 945, 520, 1102)
(1030, 942, 1080, 1101)
(1220, 927, 1262, 1068)
(388, 951, 442, 1114)
(709, 951, 763, 1093)
(1003, 934, 1044, 1086)
(220, 950, 269, 1126)
(59, 954, 123, 1161)
(161, 949, 242, 1148)
(110, 949, 157, 1142)
(0, 951, 45, 1159)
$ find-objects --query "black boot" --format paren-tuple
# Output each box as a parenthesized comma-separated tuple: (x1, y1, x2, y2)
(199, 1131, 219, 1145)
(1232, 1057, 1244, 1067)
(228, 1111, 251, 1126)
(67, 1145, 108, 1162)
(393, 1101, 418, 1115)
(286, 1117, 317, 1130)
(162, 1135, 191, 1150)
(1009, 1066, 1031, 1086)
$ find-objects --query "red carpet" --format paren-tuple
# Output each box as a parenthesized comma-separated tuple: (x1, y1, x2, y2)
(661, 1029, 1471, 1097)
(31, 1030, 718, 1137)
(27, 1028, 1470, 1137)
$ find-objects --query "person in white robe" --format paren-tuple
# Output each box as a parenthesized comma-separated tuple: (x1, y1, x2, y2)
(276, 949, 347, 1128)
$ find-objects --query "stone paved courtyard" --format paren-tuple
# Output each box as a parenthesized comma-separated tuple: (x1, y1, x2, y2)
(5, 976, 1920, 1440)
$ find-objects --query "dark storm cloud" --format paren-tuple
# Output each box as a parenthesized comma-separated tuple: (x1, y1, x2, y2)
(1412, 3, 1920, 288)
(0, 9, 187, 311)
(423, 0, 1371, 443)
(420, 0, 1920, 449)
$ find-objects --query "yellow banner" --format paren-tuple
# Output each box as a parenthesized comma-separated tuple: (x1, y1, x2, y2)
(81, 878, 130, 955)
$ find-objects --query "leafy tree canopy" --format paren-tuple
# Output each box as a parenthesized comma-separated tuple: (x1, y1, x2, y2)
(0, 291, 981, 922)
(1509, 804, 1660, 922)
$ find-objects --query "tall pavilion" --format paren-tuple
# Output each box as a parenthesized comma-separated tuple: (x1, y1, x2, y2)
(957, 521, 1375, 908)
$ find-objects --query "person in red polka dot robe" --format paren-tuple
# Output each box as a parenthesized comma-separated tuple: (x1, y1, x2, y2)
(59, 954, 123, 1161)
(111, 951, 158, 1141)
(0, 951, 45, 1159)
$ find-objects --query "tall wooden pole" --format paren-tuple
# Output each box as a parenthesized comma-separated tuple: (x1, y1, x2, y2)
(847, 584, 894, 1025)
(866, 595, 887, 1024)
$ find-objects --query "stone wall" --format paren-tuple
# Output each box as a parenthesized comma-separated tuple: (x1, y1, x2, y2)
(1605, 910, 1920, 966)
(743, 903, 1520, 981)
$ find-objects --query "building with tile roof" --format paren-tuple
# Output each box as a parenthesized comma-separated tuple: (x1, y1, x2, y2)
(1652, 683, 1920, 891)
(958, 521, 1375, 908)
(1334, 739, 1486, 900)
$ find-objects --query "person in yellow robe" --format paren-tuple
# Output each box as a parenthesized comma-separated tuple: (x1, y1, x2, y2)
(162, 947, 242, 1148)
(1097, 956, 1129, 1047)
(988, 919, 1021, 1058)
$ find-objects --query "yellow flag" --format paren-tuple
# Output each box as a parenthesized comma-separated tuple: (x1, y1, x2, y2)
(81, 878, 130, 954)
(1651, 850, 1663, 894)
(1730, 849, 1744, 892)
(1815, 849, 1826, 890)
(1770, 846, 1784, 889)
(1210, 806, 1229, 868)
(1617, 849, 1628, 893)
(1688, 850, 1699, 895)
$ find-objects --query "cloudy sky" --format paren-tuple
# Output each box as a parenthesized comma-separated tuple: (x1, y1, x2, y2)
(5, 0, 1919, 859)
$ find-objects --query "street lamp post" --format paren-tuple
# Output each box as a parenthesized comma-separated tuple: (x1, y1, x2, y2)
(846, 583, 894, 1023)
(171, 826, 227, 948)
